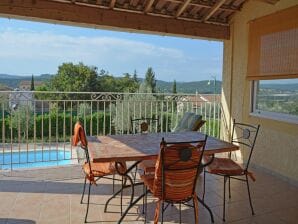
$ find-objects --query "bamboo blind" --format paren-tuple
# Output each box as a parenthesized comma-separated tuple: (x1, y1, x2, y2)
(247, 5, 298, 80)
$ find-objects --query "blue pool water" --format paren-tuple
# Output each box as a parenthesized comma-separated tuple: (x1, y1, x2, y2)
(0, 150, 72, 169)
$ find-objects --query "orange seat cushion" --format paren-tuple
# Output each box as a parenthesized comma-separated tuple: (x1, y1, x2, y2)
(83, 162, 118, 177)
(140, 174, 155, 192)
(206, 157, 244, 176)
(138, 160, 156, 173)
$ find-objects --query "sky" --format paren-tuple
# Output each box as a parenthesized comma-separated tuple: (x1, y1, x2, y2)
(0, 17, 223, 82)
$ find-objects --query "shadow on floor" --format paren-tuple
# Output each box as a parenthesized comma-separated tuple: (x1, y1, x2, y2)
(0, 218, 36, 224)
(133, 200, 198, 223)
(0, 177, 144, 197)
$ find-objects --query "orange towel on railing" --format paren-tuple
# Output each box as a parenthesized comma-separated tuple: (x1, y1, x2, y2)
(72, 122, 87, 148)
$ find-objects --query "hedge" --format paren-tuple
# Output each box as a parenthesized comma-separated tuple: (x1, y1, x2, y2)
(0, 111, 220, 143)
(0, 112, 111, 142)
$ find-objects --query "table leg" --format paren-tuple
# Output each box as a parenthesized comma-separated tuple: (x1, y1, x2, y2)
(104, 160, 142, 213)
(118, 190, 149, 224)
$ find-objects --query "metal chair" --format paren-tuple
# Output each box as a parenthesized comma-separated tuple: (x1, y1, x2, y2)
(131, 116, 161, 179)
(72, 121, 126, 223)
(139, 112, 206, 175)
(172, 112, 206, 132)
(130, 116, 160, 134)
(203, 119, 260, 221)
(141, 135, 208, 224)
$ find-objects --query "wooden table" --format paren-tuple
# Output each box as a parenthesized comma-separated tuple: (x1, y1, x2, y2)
(87, 132, 239, 223)
(88, 131, 238, 162)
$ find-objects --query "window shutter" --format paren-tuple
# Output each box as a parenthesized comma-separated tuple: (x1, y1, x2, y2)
(247, 5, 298, 80)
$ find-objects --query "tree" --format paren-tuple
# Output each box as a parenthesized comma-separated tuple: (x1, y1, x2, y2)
(172, 80, 177, 94)
(113, 83, 158, 134)
(133, 69, 138, 83)
(121, 73, 139, 92)
(138, 82, 153, 93)
(98, 72, 139, 93)
(50, 62, 99, 92)
(98, 74, 118, 92)
(30, 74, 35, 91)
(144, 67, 157, 93)
(10, 104, 34, 139)
(44, 62, 141, 94)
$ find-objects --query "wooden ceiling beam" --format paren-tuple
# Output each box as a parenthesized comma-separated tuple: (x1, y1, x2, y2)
(254, 0, 280, 4)
(144, 0, 155, 13)
(202, 0, 226, 21)
(58, 0, 239, 12)
(129, 0, 139, 7)
(56, 0, 228, 25)
(0, 0, 229, 40)
(168, 0, 238, 12)
(175, 0, 192, 18)
(110, 0, 116, 9)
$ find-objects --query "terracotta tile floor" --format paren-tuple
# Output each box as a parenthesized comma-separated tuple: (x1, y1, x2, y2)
(0, 165, 297, 224)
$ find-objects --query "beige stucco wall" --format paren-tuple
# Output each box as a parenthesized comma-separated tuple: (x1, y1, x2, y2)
(221, 0, 298, 182)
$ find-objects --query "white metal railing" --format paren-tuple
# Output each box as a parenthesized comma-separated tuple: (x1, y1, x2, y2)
(0, 91, 221, 169)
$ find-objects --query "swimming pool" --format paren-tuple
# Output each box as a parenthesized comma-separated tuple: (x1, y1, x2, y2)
(0, 149, 72, 169)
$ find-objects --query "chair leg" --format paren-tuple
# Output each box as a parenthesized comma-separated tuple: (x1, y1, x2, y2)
(144, 186, 148, 224)
(179, 203, 182, 224)
(202, 170, 206, 201)
(161, 202, 164, 224)
(223, 176, 227, 222)
(193, 199, 196, 224)
(112, 174, 115, 194)
(123, 176, 127, 186)
(142, 184, 145, 214)
(246, 174, 255, 215)
(120, 176, 123, 215)
(193, 197, 199, 224)
(133, 166, 138, 183)
(81, 176, 87, 204)
(85, 182, 92, 223)
(228, 177, 231, 199)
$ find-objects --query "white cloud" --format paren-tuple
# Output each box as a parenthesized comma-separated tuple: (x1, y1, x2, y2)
(0, 29, 183, 63)
(0, 28, 222, 81)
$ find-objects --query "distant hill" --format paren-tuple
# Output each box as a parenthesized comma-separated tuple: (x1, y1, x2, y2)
(0, 74, 221, 93)
(0, 74, 52, 89)
(260, 83, 298, 92)
(156, 80, 222, 94)
(2, 73, 297, 94)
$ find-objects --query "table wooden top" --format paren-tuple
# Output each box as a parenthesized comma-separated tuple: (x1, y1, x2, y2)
(87, 132, 239, 163)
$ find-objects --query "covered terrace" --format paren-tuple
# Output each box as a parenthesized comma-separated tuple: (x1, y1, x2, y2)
(0, 0, 297, 223)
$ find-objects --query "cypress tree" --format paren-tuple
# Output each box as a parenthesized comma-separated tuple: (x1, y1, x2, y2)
(172, 80, 177, 94)
(133, 69, 138, 83)
(30, 74, 35, 91)
(144, 67, 156, 93)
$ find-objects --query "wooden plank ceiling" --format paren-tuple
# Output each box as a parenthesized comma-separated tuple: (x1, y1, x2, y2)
(0, 0, 248, 40)
(54, 0, 246, 25)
